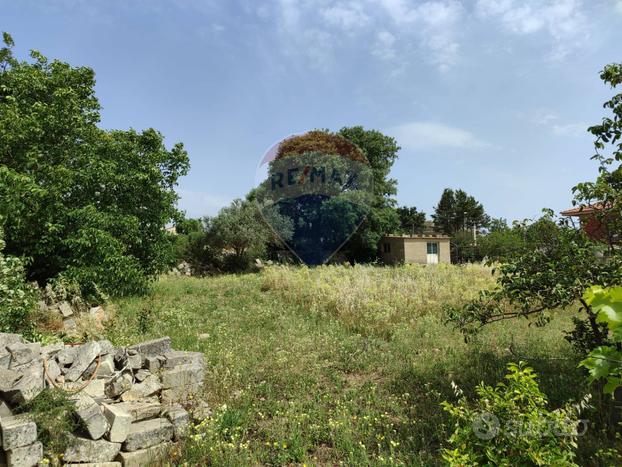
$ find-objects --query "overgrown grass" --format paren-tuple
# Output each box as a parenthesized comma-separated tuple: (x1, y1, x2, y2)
(108, 264, 621, 465)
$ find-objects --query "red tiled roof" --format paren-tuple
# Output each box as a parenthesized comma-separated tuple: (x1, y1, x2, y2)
(561, 202, 607, 217)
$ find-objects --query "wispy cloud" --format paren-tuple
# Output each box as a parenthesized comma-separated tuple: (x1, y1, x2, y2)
(552, 122, 588, 137)
(388, 122, 490, 150)
(475, 0, 589, 60)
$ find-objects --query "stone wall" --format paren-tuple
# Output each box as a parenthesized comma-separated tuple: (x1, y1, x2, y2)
(0, 334, 208, 467)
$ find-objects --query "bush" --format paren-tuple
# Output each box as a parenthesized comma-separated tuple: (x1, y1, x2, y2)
(0, 33, 189, 297)
(442, 362, 583, 466)
(0, 227, 36, 334)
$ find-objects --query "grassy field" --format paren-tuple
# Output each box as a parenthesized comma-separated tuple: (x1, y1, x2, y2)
(107, 264, 615, 465)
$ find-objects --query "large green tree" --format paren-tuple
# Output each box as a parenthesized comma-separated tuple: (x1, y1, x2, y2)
(337, 126, 400, 262)
(0, 33, 189, 297)
(396, 206, 426, 235)
(432, 188, 490, 235)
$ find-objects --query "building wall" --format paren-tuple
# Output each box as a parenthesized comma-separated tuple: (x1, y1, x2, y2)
(380, 237, 451, 264)
(379, 237, 405, 265)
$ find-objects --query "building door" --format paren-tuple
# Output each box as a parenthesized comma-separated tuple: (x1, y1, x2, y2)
(426, 242, 439, 264)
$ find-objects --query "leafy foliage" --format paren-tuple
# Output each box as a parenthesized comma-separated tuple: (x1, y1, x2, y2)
(337, 127, 400, 262)
(395, 206, 426, 235)
(433, 188, 490, 236)
(580, 286, 622, 394)
(572, 63, 622, 250)
(442, 362, 582, 466)
(0, 33, 189, 297)
(447, 220, 622, 353)
(0, 226, 36, 334)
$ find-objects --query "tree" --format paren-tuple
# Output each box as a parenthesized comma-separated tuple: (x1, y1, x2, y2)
(448, 64, 622, 356)
(396, 206, 426, 235)
(0, 33, 189, 297)
(337, 126, 400, 262)
(432, 188, 489, 235)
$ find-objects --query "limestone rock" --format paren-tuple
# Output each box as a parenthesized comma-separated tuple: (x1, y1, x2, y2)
(74, 394, 109, 440)
(120, 375, 161, 402)
(115, 441, 172, 467)
(105, 373, 132, 398)
(160, 363, 204, 390)
(7, 343, 40, 369)
(128, 338, 172, 358)
(161, 350, 203, 369)
(58, 301, 74, 318)
(65, 342, 101, 382)
(56, 346, 77, 366)
(0, 414, 37, 450)
(122, 418, 174, 451)
(6, 441, 42, 467)
(4, 364, 44, 404)
(102, 403, 132, 443)
(164, 404, 190, 440)
(112, 399, 161, 422)
(63, 436, 121, 463)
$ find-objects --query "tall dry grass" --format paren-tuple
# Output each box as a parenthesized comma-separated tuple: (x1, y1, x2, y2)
(260, 263, 495, 338)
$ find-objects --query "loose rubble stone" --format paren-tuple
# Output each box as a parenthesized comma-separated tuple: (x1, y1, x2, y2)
(64, 436, 121, 463)
(120, 375, 161, 402)
(160, 364, 204, 389)
(116, 441, 172, 467)
(74, 394, 109, 440)
(83, 354, 114, 380)
(162, 350, 203, 369)
(7, 343, 40, 369)
(4, 364, 44, 404)
(65, 342, 101, 382)
(128, 338, 172, 358)
(6, 441, 42, 467)
(143, 356, 161, 373)
(127, 351, 142, 370)
(112, 399, 161, 422)
(0, 400, 13, 417)
(103, 403, 132, 443)
(45, 358, 62, 383)
(1, 414, 37, 450)
(123, 418, 174, 451)
(97, 340, 115, 356)
(89, 306, 106, 322)
(134, 369, 150, 382)
(164, 404, 190, 440)
(105, 373, 132, 398)
(82, 379, 106, 399)
(0, 351, 11, 370)
(56, 346, 76, 366)
(0, 333, 24, 347)
(58, 301, 74, 318)
(41, 343, 64, 358)
(0, 368, 23, 392)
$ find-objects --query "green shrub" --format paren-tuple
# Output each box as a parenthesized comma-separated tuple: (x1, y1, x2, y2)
(0, 227, 36, 334)
(0, 33, 189, 297)
(442, 362, 582, 466)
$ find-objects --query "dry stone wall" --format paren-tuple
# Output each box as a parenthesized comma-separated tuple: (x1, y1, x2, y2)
(0, 333, 208, 467)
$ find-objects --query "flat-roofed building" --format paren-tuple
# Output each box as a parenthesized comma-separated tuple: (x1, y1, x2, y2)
(380, 234, 451, 265)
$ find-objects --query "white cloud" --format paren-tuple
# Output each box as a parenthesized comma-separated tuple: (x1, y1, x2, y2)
(475, 0, 589, 60)
(617, 0, 622, 14)
(388, 122, 490, 150)
(372, 30, 397, 60)
(552, 122, 588, 137)
(374, 0, 464, 71)
(321, 3, 369, 30)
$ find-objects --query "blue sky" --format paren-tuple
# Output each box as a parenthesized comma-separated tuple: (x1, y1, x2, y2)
(3, 0, 622, 222)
